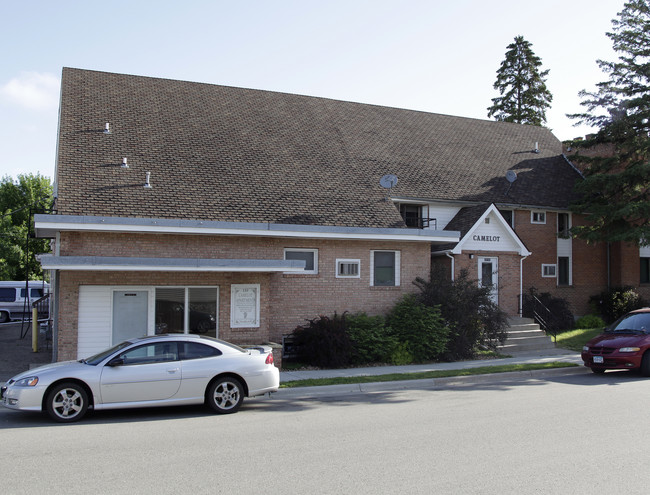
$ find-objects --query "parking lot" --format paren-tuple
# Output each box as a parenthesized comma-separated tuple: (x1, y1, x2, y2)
(0, 321, 51, 381)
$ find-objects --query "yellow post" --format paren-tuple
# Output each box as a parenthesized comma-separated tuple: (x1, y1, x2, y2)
(32, 306, 38, 353)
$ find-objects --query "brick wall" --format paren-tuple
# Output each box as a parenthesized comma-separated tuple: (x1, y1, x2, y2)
(55, 232, 430, 359)
(514, 210, 608, 317)
(454, 252, 521, 316)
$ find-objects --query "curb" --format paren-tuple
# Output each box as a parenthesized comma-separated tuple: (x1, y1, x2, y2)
(271, 365, 589, 400)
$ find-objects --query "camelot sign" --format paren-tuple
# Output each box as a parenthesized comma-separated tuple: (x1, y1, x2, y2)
(472, 235, 501, 242)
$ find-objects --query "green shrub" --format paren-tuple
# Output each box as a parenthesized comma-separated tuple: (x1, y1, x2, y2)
(291, 313, 353, 368)
(389, 342, 413, 365)
(385, 294, 449, 362)
(589, 286, 647, 323)
(414, 266, 508, 360)
(346, 313, 397, 365)
(575, 314, 606, 329)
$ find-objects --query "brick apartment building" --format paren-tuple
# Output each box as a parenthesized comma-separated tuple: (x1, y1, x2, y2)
(35, 68, 645, 361)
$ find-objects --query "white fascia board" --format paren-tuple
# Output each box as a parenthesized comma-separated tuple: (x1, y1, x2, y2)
(451, 204, 531, 256)
(38, 255, 307, 272)
(34, 214, 460, 244)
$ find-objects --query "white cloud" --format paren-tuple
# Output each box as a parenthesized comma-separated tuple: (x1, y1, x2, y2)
(0, 72, 60, 110)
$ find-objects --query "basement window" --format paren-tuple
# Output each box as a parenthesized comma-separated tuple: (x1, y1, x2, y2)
(531, 211, 546, 224)
(542, 264, 557, 278)
(336, 259, 360, 278)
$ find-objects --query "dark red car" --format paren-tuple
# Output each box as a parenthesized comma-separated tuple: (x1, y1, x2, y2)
(582, 308, 650, 375)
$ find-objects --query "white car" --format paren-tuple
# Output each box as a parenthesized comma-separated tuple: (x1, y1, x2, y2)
(1, 334, 279, 422)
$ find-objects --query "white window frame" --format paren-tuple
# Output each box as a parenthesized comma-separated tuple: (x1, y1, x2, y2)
(531, 211, 547, 224)
(370, 250, 401, 287)
(284, 248, 318, 274)
(542, 264, 557, 278)
(336, 259, 361, 279)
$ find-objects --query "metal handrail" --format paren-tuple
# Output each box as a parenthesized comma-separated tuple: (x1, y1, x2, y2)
(523, 294, 559, 342)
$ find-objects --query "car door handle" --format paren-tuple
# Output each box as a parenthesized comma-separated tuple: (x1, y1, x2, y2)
(167, 368, 180, 374)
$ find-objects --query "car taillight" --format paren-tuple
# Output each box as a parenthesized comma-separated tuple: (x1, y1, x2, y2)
(265, 353, 274, 365)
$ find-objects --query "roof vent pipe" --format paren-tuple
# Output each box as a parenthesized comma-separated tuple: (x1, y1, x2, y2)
(104, 123, 111, 134)
(144, 172, 152, 189)
(534, 142, 540, 153)
(121, 157, 129, 168)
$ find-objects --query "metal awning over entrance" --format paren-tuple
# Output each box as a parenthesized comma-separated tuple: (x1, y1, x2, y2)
(38, 255, 306, 272)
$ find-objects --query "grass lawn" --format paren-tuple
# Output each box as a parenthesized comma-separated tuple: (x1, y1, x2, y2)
(555, 327, 604, 352)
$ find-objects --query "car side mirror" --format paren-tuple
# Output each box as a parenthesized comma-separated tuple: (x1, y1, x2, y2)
(107, 357, 125, 367)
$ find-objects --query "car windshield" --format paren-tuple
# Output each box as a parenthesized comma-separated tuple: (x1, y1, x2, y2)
(82, 341, 133, 366)
(606, 313, 650, 334)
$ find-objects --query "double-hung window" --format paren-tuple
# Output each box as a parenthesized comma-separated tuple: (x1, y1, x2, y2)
(557, 257, 571, 286)
(371, 250, 400, 287)
(641, 258, 650, 284)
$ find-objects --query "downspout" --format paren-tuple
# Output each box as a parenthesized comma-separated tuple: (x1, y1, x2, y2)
(519, 254, 530, 317)
(445, 251, 455, 281)
(607, 242, 611, 289)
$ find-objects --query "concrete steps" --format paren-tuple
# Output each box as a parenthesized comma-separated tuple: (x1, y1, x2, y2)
(498, 317, 556, 355)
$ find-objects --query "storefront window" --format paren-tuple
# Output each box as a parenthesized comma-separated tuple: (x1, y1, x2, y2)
(155, 287, 218, 338)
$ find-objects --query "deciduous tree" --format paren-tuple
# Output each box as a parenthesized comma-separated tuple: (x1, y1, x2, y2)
(0, 174, 53, 280)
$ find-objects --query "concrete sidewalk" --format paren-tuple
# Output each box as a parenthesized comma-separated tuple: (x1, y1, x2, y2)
(275, 348, 587, 399)
(280, 348, 582, 382)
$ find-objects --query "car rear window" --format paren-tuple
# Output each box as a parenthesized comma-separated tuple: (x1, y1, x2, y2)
(179, 342, 222, 360)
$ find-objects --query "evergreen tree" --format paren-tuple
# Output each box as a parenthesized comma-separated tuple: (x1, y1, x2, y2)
(487, 36, 553, 126)
(568, 0, 650, 244)
(0, 174, 53, 280)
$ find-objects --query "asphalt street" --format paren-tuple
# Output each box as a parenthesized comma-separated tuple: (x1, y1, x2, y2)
(2, 367, 649, 494)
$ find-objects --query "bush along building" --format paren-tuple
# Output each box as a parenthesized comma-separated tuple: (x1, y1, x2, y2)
(35, 68, 635, 361)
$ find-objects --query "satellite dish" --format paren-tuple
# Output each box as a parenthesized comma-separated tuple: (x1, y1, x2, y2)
(506, 170, 517, 183)
(380, 174, 399, 189)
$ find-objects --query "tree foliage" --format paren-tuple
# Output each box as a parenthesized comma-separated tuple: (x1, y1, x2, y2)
(487, 35, 553, 126)
(0, 174, 53, 280)
(568, 0, 650, 244)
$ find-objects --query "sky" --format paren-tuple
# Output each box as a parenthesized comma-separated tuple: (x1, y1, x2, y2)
(0, 0, 623, 180)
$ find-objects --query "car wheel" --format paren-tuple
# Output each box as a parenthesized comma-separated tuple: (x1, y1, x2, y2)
(641, 352, 650, 377)
(0, 311, 9, 323)
(206, 377, 244, 414)
(590, 367, 606, 374)
(45, 382, 89, 422)
(196, 320, 210, 333)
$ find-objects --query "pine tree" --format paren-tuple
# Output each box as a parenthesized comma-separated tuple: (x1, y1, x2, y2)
(568, 0, 650, 244)
(487, 36, 553, 126)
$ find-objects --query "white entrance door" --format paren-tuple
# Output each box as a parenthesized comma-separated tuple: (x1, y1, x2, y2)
(478, 257, 498, 305)
(112, 291, 148, 344)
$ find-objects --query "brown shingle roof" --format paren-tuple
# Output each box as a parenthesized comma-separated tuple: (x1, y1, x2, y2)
(56, 68, 582, 228)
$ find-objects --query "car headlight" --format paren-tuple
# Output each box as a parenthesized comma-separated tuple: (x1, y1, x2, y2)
(619, 347, 641, 353)
(582, 346, 590, 352)
(14, 376, 39, 387)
